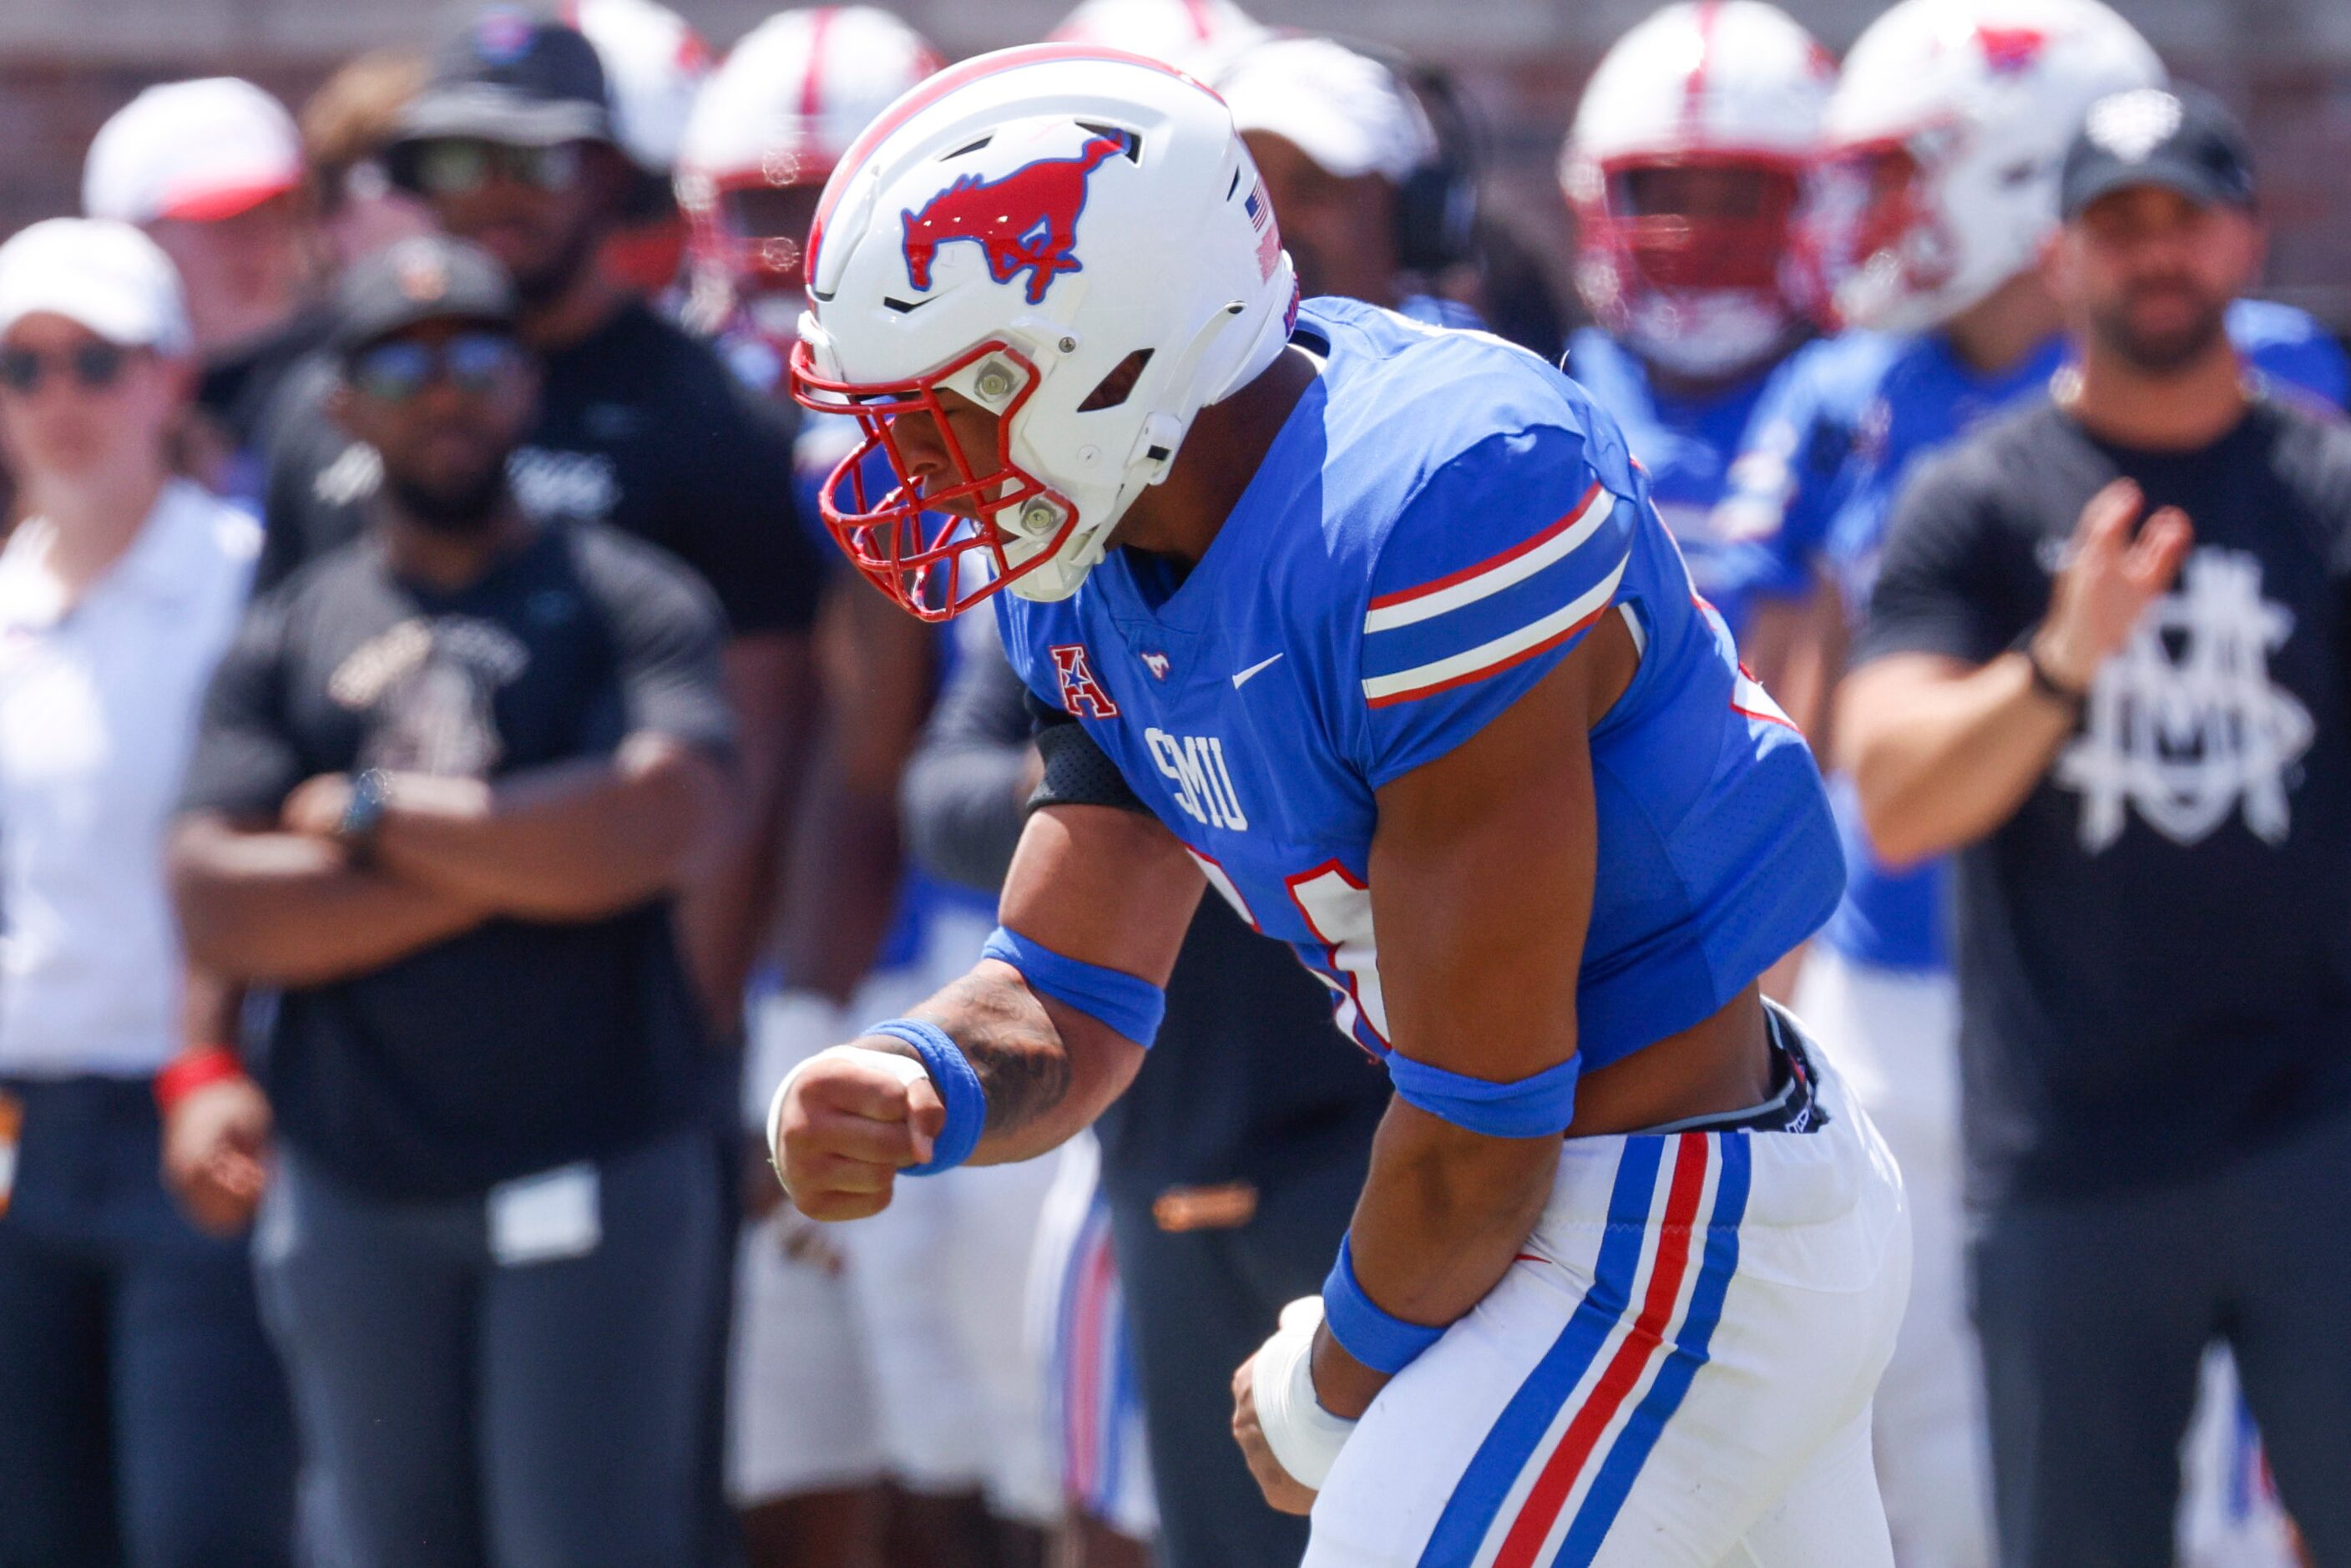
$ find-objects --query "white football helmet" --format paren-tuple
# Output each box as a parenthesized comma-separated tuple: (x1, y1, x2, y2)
(1562, 1, 1834, 380)
(676, 8, 943, 338)
(1819, 0, 2163, 334)
(790, 46, 1297, 619)
(1048, 0, 1272, 78)
(564, 0, 711, 175)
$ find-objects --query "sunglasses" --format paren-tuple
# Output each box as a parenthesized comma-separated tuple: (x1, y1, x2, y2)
(348, 331, 526, 403)
(415, 139, 584, 197)
(0, 342, 132, 396)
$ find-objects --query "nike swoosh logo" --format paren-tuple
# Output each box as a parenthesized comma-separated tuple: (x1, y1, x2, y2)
(1231, 653, 1284, 689)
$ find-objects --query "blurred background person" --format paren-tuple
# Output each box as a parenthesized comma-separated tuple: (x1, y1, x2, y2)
(297, 49, 436, 280)
(83, 76, 326, 503)
(1704, 1, 2351, 1560)
(262, 11, 822, 1018)
(902, 610, 1389, 1568)
(166, 234, 734, 1568)
(1837, 87, 2351, 1566)
(565, 0, 714, 304)
(1557, 0, 1847, 736)
(680, 13, 1042, 1567)
(1214, 36, 1483, 331)
(0, 217, 296, 1568)
(256, 23, 828, 1563)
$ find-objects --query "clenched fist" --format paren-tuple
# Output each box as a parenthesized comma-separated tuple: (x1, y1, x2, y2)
(767, 1042, 949, 1222)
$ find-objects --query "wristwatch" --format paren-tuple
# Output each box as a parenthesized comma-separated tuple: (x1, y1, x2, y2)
(337, 768, 393, 851)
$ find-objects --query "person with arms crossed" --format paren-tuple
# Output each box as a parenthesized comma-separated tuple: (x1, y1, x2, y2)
(1838, 89, 2351, 1568)
(772, 47, 1909, 1566)
(167, 235, 734, 1567)
(0, 218, 297, 1568)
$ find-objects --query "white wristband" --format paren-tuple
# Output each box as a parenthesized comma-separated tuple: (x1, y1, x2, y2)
(765, 1042, 932, 1195)
(1250, 1295, 1358, 1492)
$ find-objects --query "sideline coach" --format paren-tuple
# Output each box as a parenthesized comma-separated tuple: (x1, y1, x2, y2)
(1836, 88, 2351, 1565)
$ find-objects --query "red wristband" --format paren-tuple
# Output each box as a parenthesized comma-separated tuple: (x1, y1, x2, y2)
(154, 1045, 245, 1115)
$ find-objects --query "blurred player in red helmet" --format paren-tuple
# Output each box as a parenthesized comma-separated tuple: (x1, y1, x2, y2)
(566, 0, 714, 299)
(1558, 1, 1846, 736)
(678, 7, 944, 372)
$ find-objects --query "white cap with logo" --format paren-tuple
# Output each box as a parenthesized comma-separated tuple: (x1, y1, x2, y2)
(0, 219, 193, 355)
(1216, 37, 1436, 183)
(83, 78, 305, 226)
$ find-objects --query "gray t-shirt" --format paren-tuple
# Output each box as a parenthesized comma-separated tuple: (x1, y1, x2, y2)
(180, 518, 733, 1200)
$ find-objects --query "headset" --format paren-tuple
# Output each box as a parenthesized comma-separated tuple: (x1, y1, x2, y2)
(1347, 43, 1483, 276)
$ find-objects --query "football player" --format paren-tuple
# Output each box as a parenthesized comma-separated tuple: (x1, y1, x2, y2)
(1713, 1, 2350, 1561)
(1557, 0, 1849, 729)
(772, 45, 1911, 1565)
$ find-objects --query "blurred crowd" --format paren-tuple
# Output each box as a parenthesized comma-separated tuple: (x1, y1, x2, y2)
(0, 1, 2343, 1566)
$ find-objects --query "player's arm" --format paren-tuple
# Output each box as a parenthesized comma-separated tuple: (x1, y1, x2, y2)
(773, 582, 937, 1004)
(1327, 626, 1617, 1398)
(1232, 621, 1629, 1515)
(675, 630, 820, 1012)
(1840, 477, 2189, 865)
(771, 791, 1201, 1222)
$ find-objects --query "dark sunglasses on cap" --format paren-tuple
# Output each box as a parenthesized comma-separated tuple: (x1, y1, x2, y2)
(348, 331, 527, 403)
(415, 139, 584, 197)
(0, 341, 134, 396)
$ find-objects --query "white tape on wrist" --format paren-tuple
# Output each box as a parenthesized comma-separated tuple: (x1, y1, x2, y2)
(764, 1043, 932, 1195)
(1251, 1295, 1358, 1492)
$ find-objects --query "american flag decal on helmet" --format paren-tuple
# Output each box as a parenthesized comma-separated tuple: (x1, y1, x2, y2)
(1245, 177, 1280, 281)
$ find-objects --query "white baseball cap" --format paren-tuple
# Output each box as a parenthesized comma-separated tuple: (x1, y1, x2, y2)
(0, 219, 193, 355)
(83, 78, 305, 225)
(1216, 37, 1437, 184)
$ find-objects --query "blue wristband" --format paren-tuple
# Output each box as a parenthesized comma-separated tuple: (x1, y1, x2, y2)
(1321, 1235, 1449, 1375)
(1383, 1050, 1581, 1138)
(863, 1019, 985, 1176)
(980, 925, 1166, 1047)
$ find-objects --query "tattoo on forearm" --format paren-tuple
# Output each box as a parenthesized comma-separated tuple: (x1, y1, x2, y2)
(915, 968, 1072, 1137)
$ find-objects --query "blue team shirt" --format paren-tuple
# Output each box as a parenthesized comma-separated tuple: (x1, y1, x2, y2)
(998, 298, 1843, 1080)
(1737, 302, 2350, 972)
(1565, 328, 1833, 641)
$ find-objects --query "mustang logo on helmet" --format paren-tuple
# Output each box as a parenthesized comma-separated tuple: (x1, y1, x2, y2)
(900, 134, 1125, 305)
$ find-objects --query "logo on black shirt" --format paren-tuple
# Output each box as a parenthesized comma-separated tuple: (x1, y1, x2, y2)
(2055, 548, 2313, 850)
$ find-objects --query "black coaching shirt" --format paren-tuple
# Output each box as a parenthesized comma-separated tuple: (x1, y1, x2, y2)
(179, 521, 736, 1201)
(1855, 395, 2351, 1205)
(256, 299, 824, 639)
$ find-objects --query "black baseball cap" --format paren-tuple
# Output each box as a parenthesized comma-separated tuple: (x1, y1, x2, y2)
(2060, 85, 2257, 220)
(331, 234, 518, 357)
(387, 8, 615, 177)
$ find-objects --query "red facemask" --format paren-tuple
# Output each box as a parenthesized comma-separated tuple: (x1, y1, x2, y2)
(788, 337, 1076, 621)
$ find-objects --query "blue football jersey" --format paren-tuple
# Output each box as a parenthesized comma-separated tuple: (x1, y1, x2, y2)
(998, 298, 1843, 1078)
(1565, 328, 1828, 642)
(1803, 305, 2351, 973)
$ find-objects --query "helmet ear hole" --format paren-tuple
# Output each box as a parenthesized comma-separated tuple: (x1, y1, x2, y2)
(1076, 347, 1155, 412)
